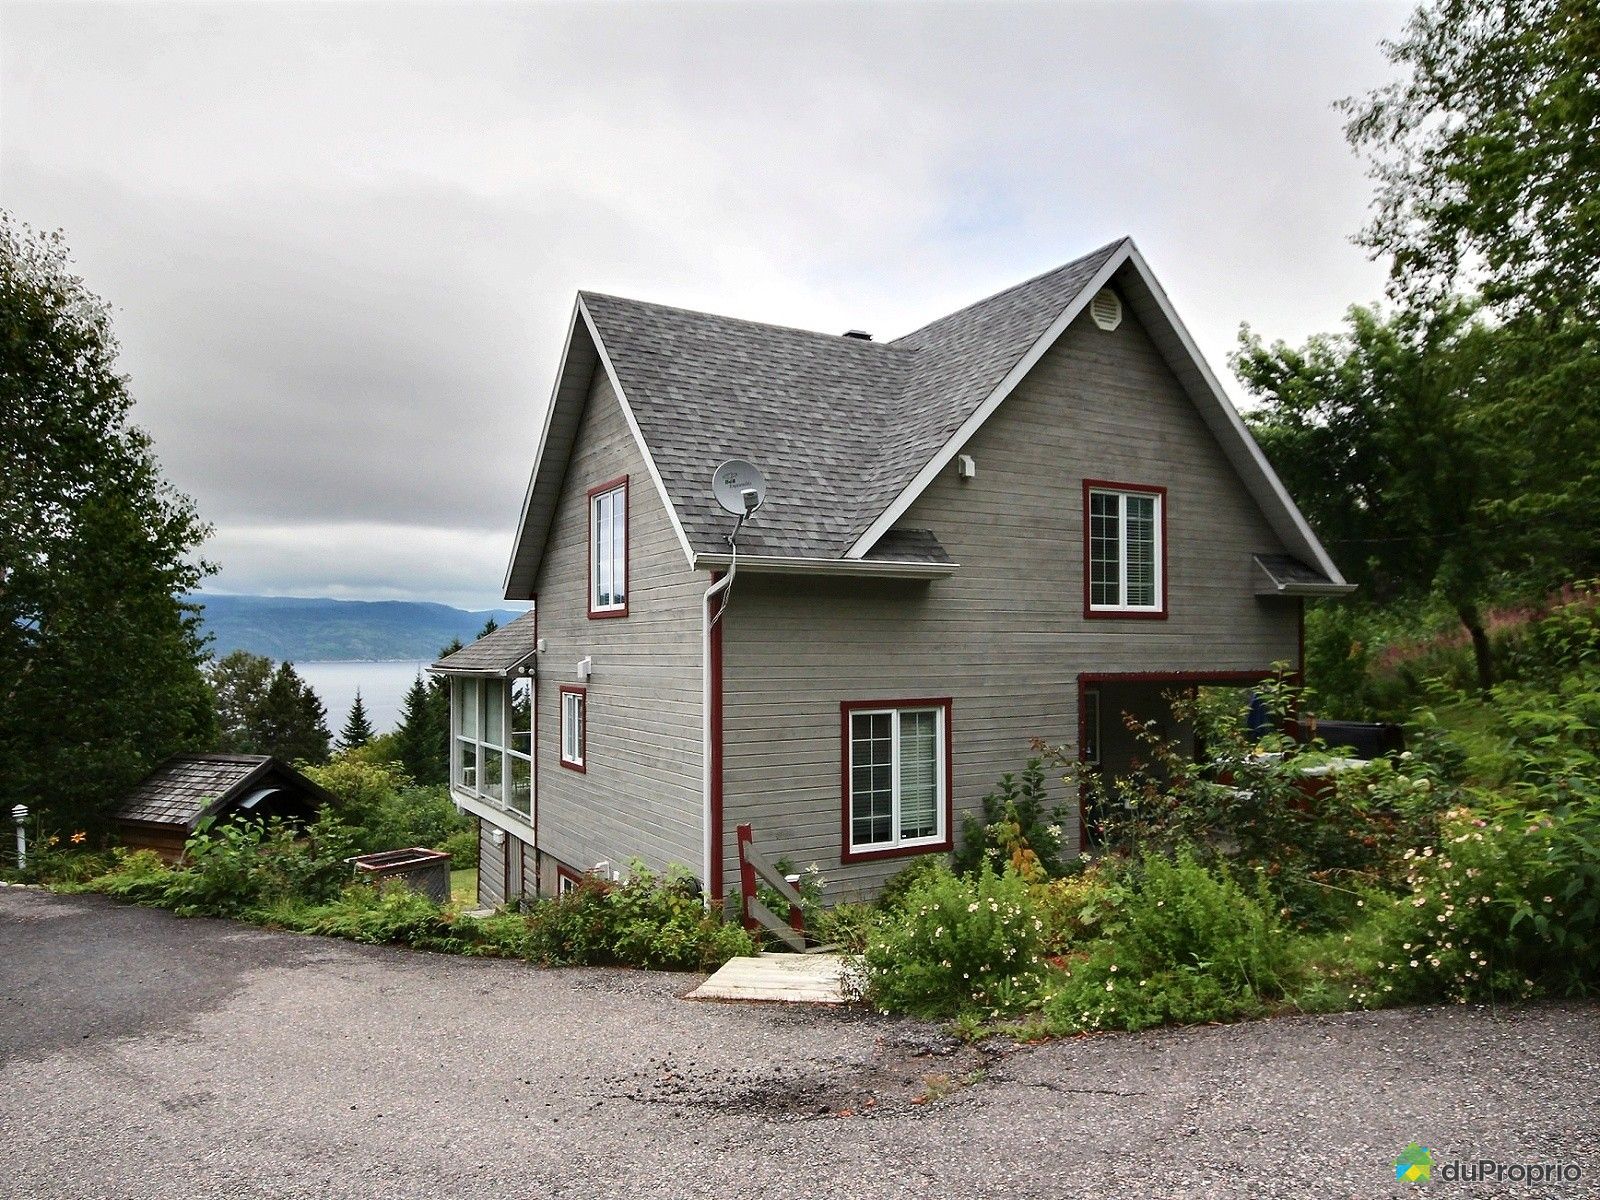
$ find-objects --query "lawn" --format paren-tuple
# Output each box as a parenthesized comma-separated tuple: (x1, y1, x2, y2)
(451, 867, 477, 906)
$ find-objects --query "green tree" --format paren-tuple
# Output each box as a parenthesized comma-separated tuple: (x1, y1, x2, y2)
(1236, 301, 1511, 689)
(394, 674, 448, 786)
(243, 662, 331, 765)
(207, 649, 275, 753)
(1, 215, 214, 833)
(1343, 0, 1600, 588)
(338, 690, 375, 752)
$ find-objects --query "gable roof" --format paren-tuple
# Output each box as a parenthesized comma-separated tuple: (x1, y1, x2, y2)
(504, 238, 1347, 598)
(430, 610, 539, 676)
(114, 755, 332, 831)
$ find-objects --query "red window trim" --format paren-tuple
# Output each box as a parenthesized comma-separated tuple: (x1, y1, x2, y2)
(558, 684, 587, 773)
(839, 697, 955, 864)
(1082, 479, 1169, 621)
(586, 475, 630, 620)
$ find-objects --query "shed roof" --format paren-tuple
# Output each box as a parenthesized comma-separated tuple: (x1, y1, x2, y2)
(114, 755, 332, 831)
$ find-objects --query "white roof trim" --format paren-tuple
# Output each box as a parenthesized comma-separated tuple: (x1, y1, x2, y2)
(843, 240, 1346, 588)
(691, 552, 957, 579)
(1122, 243, 1346, 585)
(843, 243, 1130, 557)
(577, 296, 698, 569)
(502, 298, 583, 597)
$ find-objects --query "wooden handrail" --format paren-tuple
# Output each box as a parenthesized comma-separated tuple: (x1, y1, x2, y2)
(736, 823, 805, 951)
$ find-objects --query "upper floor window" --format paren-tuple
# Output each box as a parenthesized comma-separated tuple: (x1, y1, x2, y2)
(842, 699, 952, 860)
(588, 477, 628, 617)
(1086, 482, 1165, 616)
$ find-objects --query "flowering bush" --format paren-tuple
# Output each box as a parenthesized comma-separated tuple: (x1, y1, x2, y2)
(1040, 850, 1291, 1033)
(862, 863, 1044, 1018)
(1378, 797, 1599, 1001)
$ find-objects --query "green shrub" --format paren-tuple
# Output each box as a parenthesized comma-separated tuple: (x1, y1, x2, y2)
(288, 882, 463, 948)
(1040, 850, 1291, 1033)
(82, 847, 178, 903)
(876, 854, 950, 912)
(299, 756, 472, 856)
(810, 901, 880, 953)
(440, 825, 478, 869)
(862, 862, 1044, 1018)
(953, 758, 1073, 880)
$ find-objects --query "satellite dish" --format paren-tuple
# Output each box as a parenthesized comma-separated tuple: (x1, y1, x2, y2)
(712, 459, 766, 517)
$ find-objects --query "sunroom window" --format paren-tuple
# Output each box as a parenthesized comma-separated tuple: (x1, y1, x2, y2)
(846, 704, 947, 855)
(589, 479, 627, 616)
(1089, 486, 1162, 612)
(451, 676, 533, 820)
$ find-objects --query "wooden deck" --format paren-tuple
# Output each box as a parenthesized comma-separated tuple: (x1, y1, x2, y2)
(687, 952, 851, 1004)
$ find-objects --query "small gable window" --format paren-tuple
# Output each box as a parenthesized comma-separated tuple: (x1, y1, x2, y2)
(589, 477, 628, 618)
(1085, 482, 1165, 616)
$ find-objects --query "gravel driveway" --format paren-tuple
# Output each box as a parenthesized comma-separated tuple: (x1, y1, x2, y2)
(2, 887, 1596, 1199)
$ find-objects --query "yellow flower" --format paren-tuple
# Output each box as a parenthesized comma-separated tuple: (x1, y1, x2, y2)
(70, 831, 87, 845)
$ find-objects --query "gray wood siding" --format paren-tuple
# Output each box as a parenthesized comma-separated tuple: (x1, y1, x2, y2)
(720, 299, 1300, 897)
(477, 818, 505, 907)
(530, 370, 706, 879)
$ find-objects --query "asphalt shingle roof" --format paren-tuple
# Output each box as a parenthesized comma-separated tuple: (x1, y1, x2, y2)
(431, 610, 539, 674)
(581, 239, 1125, 560)
(115, 755, 274, 828)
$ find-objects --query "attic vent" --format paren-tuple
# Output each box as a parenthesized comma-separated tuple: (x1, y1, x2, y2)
(1089, 289, 1122, 332)
(843, 329, 873, 340)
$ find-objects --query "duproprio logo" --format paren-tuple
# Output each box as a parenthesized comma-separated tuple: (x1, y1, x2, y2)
(1395, 1144, 1433, 1183)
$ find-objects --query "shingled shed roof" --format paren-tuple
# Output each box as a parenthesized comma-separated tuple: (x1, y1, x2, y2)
(115, 755, 332, 831)
(430, 610, 539, 676)
(503, 238, 1348, 598)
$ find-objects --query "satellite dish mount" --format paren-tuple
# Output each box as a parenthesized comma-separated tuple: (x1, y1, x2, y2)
(707, 458, 766, 628)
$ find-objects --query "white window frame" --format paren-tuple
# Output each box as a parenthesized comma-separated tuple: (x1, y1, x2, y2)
(560, 687, 586, 769)
(589, 479, 628, 616)
(451, 676, 533, 821)
(1088, 486, 1163, 613)
(845, 704, 947, 856)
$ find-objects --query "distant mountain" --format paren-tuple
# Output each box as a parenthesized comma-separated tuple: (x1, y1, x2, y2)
(190, 594, 526, 662)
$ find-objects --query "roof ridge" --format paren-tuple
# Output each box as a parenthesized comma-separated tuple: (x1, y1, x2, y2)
(888, 237, 1129, 347)
(581, 290, 914, 353)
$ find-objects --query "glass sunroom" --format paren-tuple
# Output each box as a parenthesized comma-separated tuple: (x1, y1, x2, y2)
(430, 612, 539, 827)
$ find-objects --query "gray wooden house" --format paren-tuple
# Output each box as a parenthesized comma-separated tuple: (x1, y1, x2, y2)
(433, 238, 1352, 905)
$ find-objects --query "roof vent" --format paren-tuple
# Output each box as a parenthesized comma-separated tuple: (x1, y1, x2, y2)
(1089, 289, 1122, 332)
(842, 329, 873, 340)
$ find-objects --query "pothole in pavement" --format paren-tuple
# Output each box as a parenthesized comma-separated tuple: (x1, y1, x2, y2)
(611, 1030, 1014, 1121)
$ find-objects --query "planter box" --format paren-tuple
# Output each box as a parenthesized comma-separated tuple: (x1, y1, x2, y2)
(348, 847, 452, 904)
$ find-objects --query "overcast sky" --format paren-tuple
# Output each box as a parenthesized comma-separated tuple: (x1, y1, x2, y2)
(3, 0, 1409, 611)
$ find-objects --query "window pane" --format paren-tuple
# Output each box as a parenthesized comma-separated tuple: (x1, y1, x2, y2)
(1090, 491, 1120, 607)
(1125, 493, 1157, 607)
(510, 678, 532, 755)
(507, 754, 532, 815)
(562, 692, 584, 763)
(458, 739, 477, 788)
(454, 679, 478, 738)
(850, 711, 893, 846)
(595, 493, 612, 606)
(898, 710, 939, 840)
(612, 491, 627, 605)
(482, 749, 503, 800)
(484, 683, 505, 750)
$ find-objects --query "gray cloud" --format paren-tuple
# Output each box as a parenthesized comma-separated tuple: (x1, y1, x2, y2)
(2, 0, 1408, 609)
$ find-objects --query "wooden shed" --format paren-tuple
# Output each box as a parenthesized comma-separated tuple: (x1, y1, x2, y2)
(112, 754, 333, 860)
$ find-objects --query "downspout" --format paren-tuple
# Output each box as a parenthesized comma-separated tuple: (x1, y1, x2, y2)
(701, 564, 734, 902)
(700, 516, 746, 902)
